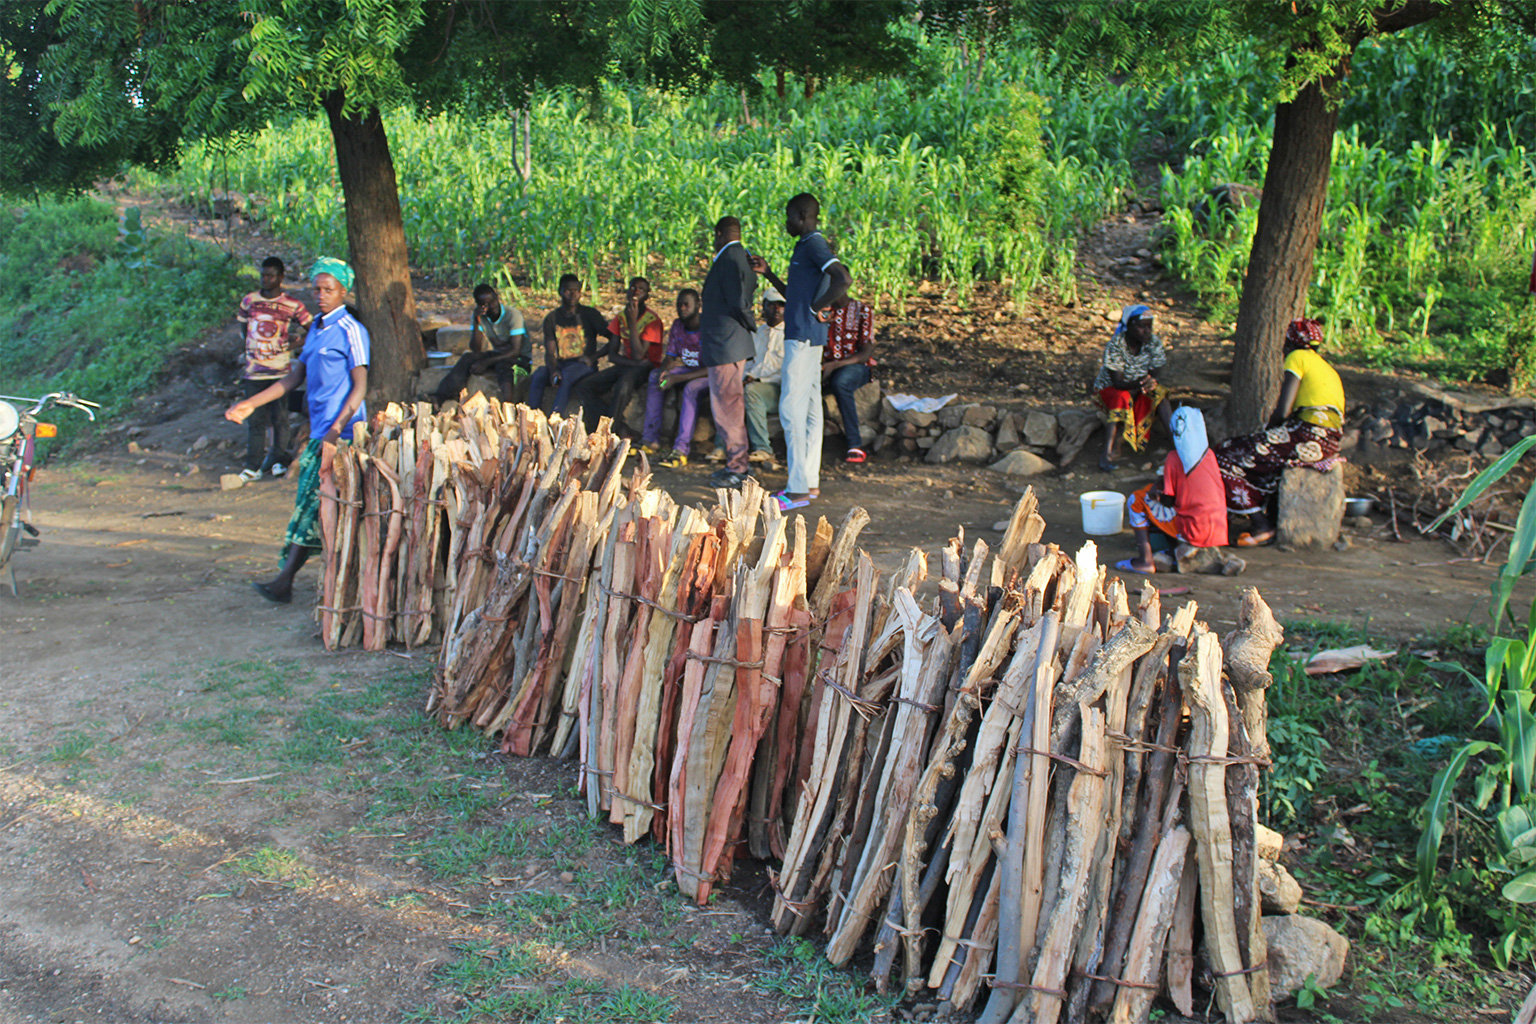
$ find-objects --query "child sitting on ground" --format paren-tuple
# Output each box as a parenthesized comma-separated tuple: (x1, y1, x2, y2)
(641, 289, 708, 469)
(1118, 406, 1244, 576)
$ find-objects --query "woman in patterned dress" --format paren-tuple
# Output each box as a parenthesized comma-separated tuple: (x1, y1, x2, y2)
(1214, 318, 1345, 546)
(1095, 304, 1173, 472)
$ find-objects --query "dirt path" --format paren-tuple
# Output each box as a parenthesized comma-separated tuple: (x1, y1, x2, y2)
(1, 415, 1518, 1023)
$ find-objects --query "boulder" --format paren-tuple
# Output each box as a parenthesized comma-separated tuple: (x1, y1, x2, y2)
(1173, 544, 1246, 576)
(994, 413, 1021, 450)
(925, 426, 992, 464)
(880, 396, 900, 426)
(1277, 464, 1345, 550)
(1262, 915, 1349, 998)
(1056, 409, 1102, 467)
(435, 324, 475, 354)
(417, 366, 453, 397)
(854, 381, 883, 437)
(937, 403, 975, 430)
(1022, 410, 1060, 448)
(1258, 860, 1303, 915)
(191, 435, 211, 452)
(962, 404, 997, 429)
(989, 450, 1053, 477)
(1256, 824, 1284, 862)
(900, 408, 937, 429)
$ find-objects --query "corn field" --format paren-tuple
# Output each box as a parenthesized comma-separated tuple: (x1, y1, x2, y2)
(136, 30, 1535, 379)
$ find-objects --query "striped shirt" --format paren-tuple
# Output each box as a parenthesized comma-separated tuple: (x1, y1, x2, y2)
(299, 306, 369, 437)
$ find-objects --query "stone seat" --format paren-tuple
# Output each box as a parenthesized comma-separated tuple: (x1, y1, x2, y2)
(1277, 463, 1345, 549)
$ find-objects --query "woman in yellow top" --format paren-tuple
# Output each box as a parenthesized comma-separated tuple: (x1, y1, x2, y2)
(1214, 318, 1345, 546)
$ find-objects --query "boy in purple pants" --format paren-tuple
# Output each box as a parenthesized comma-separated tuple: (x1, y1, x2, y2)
(642, 289, 706, 469)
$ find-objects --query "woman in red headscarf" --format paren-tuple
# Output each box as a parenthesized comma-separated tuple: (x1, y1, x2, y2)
(1213, 318, 1345, 546)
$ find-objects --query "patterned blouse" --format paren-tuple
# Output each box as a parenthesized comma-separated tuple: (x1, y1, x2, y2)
(1093, 332, 1167, 393)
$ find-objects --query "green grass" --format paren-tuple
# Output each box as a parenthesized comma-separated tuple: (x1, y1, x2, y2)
(0, 198, 241, 445)
(752, 937, 899, 1024)
(1264, 620, 1531, 1018)
(228, 846, 318, 890)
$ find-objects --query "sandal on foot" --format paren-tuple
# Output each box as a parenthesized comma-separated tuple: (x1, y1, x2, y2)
(1098, 454, 1118, 473)
(845, 447, 867, 464)
(1114, 558, 1155, 576)
(251, 581, 292, 604)
(772, 491, 812, 511)
(1235, 531, 1275, 547)
(657, 451, 688, 469)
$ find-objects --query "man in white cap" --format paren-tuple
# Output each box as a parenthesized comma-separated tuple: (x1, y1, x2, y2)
(742, 286, 786, 467)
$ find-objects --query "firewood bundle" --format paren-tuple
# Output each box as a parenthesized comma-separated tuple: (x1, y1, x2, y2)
(769, 538, 1287, 1024)
(317, 394, 627, 652)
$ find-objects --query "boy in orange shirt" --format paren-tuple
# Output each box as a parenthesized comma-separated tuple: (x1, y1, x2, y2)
(235, 257, 312, 481)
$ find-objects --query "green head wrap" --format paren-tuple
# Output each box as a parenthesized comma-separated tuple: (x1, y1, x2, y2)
(309, 256, 354, 292)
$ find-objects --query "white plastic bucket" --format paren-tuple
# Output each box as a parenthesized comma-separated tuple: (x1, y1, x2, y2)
(1080, 490, 1126, 535)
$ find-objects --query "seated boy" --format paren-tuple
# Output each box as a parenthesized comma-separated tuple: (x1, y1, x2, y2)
(821, 296, 876, 463)
(433, 283, 529, 403)
(641, 289, 707, 469)
(527, 274, 614, 415)
(570, 276, 664, 433)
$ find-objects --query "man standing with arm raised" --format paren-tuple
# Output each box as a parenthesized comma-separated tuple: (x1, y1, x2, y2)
(700, 216, 758, 489)
(751, 193, 852, 511)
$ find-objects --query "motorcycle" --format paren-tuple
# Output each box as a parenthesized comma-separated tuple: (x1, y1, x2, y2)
(0, 392, 100, 595)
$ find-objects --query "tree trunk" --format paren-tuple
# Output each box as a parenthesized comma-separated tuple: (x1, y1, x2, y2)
(1226, 68, 1343, 435)
(321, 90, 422, 406)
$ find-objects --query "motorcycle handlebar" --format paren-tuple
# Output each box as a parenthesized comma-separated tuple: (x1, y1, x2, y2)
(0, 392, 100, 421)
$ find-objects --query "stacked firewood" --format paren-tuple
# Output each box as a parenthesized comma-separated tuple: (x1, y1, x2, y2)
(340, 398, 1286, 1021)
(771, 542, 1284, 1023)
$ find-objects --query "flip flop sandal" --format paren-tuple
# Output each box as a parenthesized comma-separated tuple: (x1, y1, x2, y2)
(772, 491, 812, 511)
(845, 448, 867, 464)
(251, 581, 292, 604)
(1158, 585, 1192, 596)
(1114, 558, 1155, 576)
(1235, 532, 1275, 547)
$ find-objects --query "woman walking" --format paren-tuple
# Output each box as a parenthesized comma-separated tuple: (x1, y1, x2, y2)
(226, 257, 369, 602)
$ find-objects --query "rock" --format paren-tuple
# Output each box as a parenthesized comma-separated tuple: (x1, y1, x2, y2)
(991, 520, 1010, 532)
(219, 473, 245, 491)
(435, 324, 475, 354)
(994, 414, 1021, 450)
(916, 436, 934, 450)
(961, 404, 997, 429)
(1338, 428, 1360, 452)
(1173, 544, 1245, 575)
(925, 426, 991, 464)
(1258, 861, 1303, 915)
(1367, 417, 1394, 443)
(1277, 464, 1344, 550)
(126, 426, 147, 439)
(127, 441, 143, 455)
(989, 450, 1053, 477)
(1262, 915, 1349, 998)
(1333, 536, 1351, 551)
(191, 435, 210, 452)
(881, 396, 899, 425)
(1256, 824, 1284, 861)
(1056, 409, 1102, 467)
(1481, 437, 1505, 458)
(185, 463, 201, 475)
(417, 366, 454, 397)
(1422, 415, 1446, 437)
(937, 403, 974, 430)
(900, 408, 937, 429)
(1348, 514, 1374, 528)
(1022, 410, 1060, 448)
(899, 421, 920, 439)
(853, 381, 882, 436)
(559, 871, 576, 884)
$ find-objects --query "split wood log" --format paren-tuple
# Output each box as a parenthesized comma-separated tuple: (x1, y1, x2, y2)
(772, 555, 877, 932)
(949, 850, 1002, 1010)
(1165, 834, 1200, 1016)
(748, 516, 808, 859)
(977, 610, 1061, 1024)
(695, 516, 790, 899)
(1181, 628, 1256, 1024)
(667, 590, 729, 888)
(651, 529, 720, 842)
(996, 487, 1047, 578)
(1014, 704, 1107, 1024)
(1109, 824, 1191, 1024)
(826, 592, 956, 964)
(1090, 619, 1191, 1018)
(1222, 587, 1283, 764)
(1225, 677, 1273, 1019)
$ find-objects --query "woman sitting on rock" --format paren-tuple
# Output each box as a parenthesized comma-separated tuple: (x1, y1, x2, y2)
(1095, 304, 1172, 472)
(1118, 406, 1243, 576)
(1214, 317, 1345, 546)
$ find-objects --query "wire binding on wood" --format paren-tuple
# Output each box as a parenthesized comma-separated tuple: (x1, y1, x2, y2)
(1015, 745, 1109, 777)
(686, 652, 765, 669)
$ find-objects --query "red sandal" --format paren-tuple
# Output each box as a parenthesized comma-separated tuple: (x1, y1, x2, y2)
(845, 447, 867, 464)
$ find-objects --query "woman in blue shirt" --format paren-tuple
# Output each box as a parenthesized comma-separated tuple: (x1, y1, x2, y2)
(226, 257, 369, 603)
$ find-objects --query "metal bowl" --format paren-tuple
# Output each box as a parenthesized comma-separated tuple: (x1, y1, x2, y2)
(1344, 497, 1375, 517)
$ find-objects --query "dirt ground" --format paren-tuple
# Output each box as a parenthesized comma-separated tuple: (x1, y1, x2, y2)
(2, 194, 1527, 1024)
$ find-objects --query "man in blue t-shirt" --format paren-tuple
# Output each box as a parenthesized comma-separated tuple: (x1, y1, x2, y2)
(751, 193, 852, 511)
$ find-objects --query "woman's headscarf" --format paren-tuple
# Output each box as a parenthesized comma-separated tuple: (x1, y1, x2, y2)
(1171, 405, 1209, 474)
(1113, 303, 1153, 341)
(309, 257, 354, 292)
(1285, 318, 1324, 350)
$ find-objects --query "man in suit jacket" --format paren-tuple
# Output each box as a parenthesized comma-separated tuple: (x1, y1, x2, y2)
(700, 215, 758, 488)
